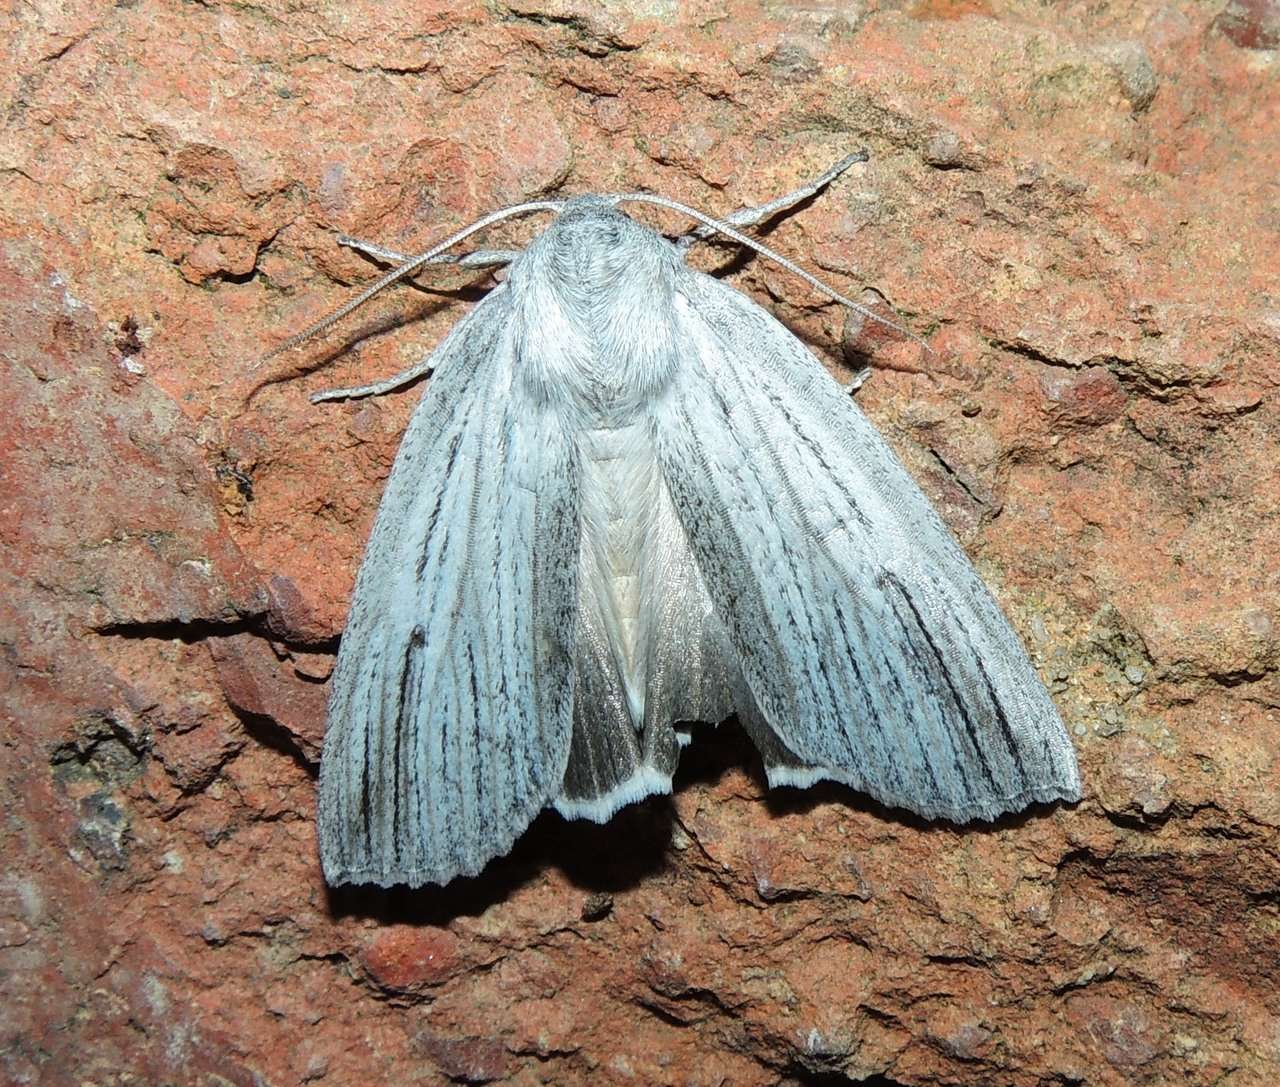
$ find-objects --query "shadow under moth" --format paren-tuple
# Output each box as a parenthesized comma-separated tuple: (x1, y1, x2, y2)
(268, 152, 1081, 888)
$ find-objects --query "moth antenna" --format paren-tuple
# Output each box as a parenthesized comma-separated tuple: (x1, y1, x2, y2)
(613, 192, 934, 354)
(259, 199, 563, 363)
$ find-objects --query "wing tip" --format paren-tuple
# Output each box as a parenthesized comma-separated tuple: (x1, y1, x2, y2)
(319, 811, 537, 890)
(321, 766, 680, 887)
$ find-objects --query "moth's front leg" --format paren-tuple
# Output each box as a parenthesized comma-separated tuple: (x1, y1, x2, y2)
(674, 150, 869, 252)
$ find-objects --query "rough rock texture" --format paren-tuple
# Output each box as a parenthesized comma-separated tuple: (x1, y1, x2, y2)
(1, 1, 1277, 1084)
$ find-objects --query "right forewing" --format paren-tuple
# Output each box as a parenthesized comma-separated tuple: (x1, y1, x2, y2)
(318, 288, 579, 887)
(651, 272, 1081, 822)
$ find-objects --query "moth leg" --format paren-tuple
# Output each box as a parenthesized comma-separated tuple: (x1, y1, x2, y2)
(336, 235, 410, 264)
(310, 356, 440, 401)
(308, 241, 519, 402)
(675, 150, 869, 252)
(338, 235, 518, 269)
(845, 367, 873, 394)
(439, 248, 521, 267)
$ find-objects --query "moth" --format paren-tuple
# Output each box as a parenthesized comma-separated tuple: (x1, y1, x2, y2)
(271, 153, 1081, 888)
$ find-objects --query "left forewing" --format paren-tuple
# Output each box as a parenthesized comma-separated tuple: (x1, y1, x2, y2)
(649, 271, 1081, 822)
(318, 290, 579, 887)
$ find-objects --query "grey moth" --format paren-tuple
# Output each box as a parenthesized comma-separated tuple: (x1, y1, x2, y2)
(272, 154, 1081, 888)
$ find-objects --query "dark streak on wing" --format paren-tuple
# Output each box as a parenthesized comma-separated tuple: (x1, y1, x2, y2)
(466, 639, 485, 841)
(707, 368, 870, 746)
(882, 572, 1013, 792)
(753, 381, 874, 534)
(974, 652, 1044, 766)
(876, 635, 949, 799)
(408, 625, 426, 857)
(667, 402, 797, 712)
(390, 624, 427, 863)
(830, 600, 928, 796)
(360, 710, 373, 839)
(417, 432, 463, 578)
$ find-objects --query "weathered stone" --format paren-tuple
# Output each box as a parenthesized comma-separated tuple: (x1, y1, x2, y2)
(1, 2, 1276, 1084)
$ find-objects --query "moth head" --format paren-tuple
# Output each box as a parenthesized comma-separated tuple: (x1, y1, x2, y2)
(516, 196, 676, 294)
(545, 196, 656, 252)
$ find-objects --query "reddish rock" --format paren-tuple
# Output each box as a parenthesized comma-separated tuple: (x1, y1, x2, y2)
(359, 925, 464, 994)
(925, 1006, 995, 1060)
(414, 1029, 511, 1084)
(1, 2, 1277, 1086)
(1067, 994, 1164, 1071)
(1214, 0, 1280, 49)
(1040, 365, 1128, 428)
(210, 632, 329, 762)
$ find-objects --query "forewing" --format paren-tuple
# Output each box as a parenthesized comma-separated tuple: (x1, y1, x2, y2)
(651, 272, 1080, 822)
(318, 288, 578, 887)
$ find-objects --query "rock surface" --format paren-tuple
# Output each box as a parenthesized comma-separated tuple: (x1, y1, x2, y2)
(1, 1, 1278, 1084)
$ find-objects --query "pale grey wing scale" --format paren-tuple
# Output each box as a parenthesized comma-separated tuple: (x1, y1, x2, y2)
(650, 272, 1081, 822)
(317, 286, 579, 887)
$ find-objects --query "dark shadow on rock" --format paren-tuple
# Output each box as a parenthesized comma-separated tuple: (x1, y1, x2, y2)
(319, 717, 752, 924)
(321, 799, 674, 926)
(783, 1072, 909, 1087)
(673, 715, 761, 787)
(761, 755, 1075, 837)
(316, 710, 1072, 923)
(229, 703, 318, 775)
(763, 775, 942, 835)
